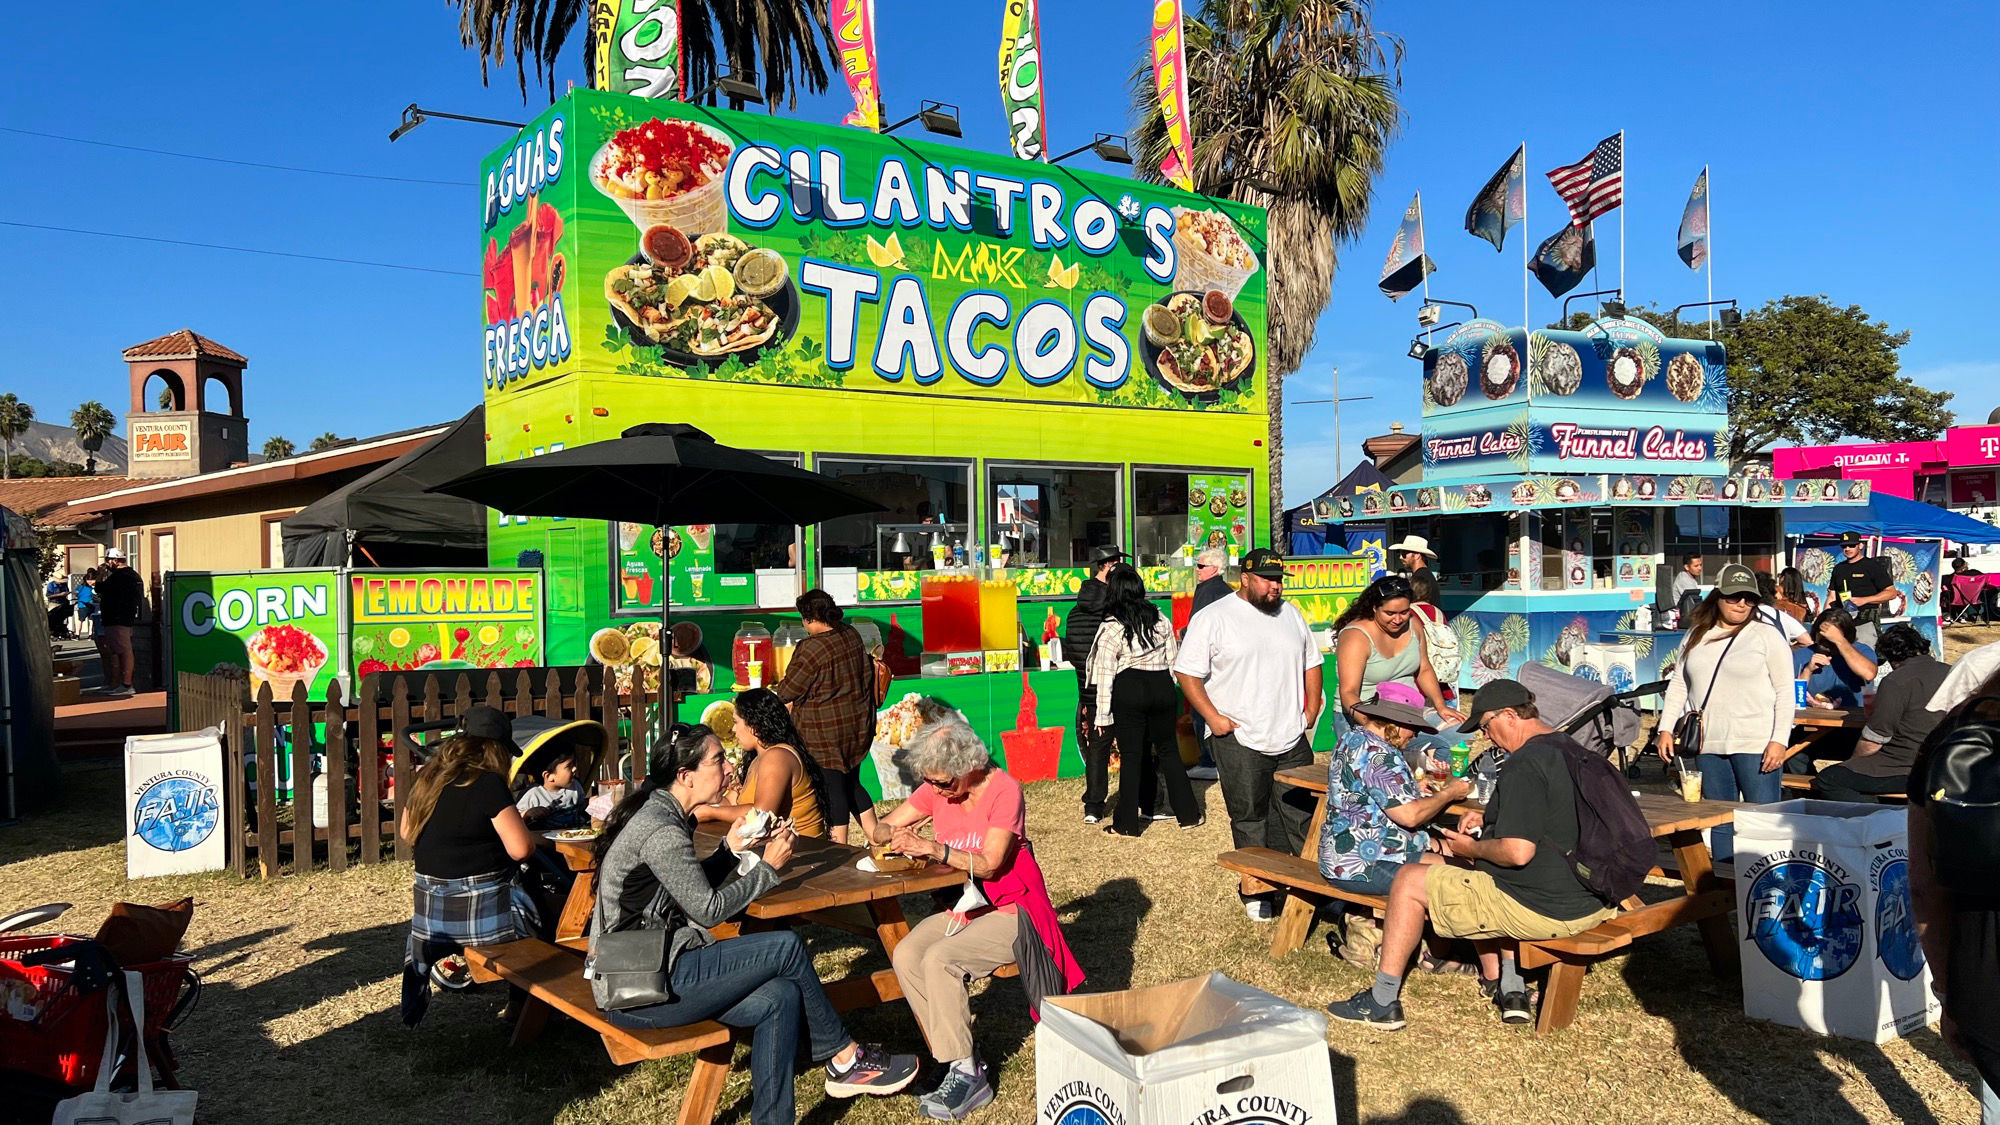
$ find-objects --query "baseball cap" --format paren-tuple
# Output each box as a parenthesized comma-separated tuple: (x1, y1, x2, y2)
(1839, 531, 1864, 546)
(104, 547, 126, 560)
(1457, 678, 1534, 733)
(1242, 548, 1287, 579)
(459, 705, 521, 755)
(1088, 545, 1132, 565)
(1714, 562, 1760, 598)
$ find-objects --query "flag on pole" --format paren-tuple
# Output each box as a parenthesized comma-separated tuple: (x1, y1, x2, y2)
(1379, 192, 1436, 300)
(1150, 0, 1195, 191)
(590, 0, 686, 99)
(835, 0, 882, 130)
(998, 0, 1047, 160)
(1678, 166, 1710, 270)
(1528, 223, 1596, 298)
(1546, 133, 1623, 226)
(1464, 145, 1526, 251)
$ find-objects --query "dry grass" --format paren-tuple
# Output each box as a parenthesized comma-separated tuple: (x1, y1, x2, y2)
(8, 626, 1999, 1124)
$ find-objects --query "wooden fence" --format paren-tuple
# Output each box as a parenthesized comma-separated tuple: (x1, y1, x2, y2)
(181, 666, 687, 878)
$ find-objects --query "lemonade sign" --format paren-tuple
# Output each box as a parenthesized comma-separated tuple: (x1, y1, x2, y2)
(349, 570, 546, 676)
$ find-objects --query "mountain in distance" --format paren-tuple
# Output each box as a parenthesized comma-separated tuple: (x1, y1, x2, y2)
(11, 420, 128, 474)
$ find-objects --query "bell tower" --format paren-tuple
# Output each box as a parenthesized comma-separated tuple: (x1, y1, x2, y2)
(122, 329, 250, 479)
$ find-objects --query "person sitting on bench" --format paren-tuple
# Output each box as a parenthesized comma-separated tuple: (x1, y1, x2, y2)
(1319, 684, 1469, 897)
(1326, 680, 1616, 1031)
(590, 723, 918, 1125)
(1814, 624, 1947, 803)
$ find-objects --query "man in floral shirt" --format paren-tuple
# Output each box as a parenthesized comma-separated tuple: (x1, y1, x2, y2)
(1319, 685, 1470, 896)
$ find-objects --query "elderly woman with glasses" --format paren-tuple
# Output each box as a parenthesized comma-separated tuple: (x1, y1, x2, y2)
(869, 718, 1084, 1120)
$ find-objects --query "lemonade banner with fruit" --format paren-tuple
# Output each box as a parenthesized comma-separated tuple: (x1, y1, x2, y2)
(611, 522, 756, 610)
(1282, 556, 1372, 631)
(478, 89, 1268, 413)
(1187, 473, 1249, 559)
(348, 570, 545, 677)
(166, 571, 342, 712)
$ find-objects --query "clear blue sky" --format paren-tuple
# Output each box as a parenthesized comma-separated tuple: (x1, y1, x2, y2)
(3, 2, 1995, 504)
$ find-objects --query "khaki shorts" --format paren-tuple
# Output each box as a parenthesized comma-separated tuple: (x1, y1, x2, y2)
(1424, 864, 1615, 942)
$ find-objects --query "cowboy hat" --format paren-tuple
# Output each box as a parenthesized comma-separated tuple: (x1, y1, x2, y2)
(1385, 535, 1437, 559)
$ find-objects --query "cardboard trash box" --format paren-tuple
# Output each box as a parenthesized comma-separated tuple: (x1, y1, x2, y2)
(1735, 799, 1939, 1043)
(125, 727, 228, 879)
(1036, 973, 1338, 1125)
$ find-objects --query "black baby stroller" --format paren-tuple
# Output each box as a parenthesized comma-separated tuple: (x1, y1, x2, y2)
(1515, 661, 1667, 777)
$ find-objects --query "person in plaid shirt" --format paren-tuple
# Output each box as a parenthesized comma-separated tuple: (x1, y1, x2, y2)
(775, 589, 881, 844)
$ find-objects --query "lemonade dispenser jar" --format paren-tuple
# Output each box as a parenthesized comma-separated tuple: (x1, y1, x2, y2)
(920, 574, 981, 652)
(771, 623, 805, 682)
(978, 577, 1020, 652)
(732, 622, 773, 688)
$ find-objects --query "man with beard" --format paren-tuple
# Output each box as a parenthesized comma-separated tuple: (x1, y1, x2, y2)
(1174, 548, 1325, 921)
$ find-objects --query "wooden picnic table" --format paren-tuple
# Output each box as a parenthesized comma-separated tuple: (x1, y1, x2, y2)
(1788, 706, 1868, 763)
(1271, 764, 1743, 974)
(549, 830, 971, 1012)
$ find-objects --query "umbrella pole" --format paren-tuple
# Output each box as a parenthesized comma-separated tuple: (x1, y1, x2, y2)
(659, 540, 676, 745)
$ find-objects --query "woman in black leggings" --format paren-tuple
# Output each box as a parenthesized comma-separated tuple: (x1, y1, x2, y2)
(1084, 564, 1201, 836)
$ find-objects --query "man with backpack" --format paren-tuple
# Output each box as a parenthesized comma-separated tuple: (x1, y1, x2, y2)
(1328, 678, 1644, 1030)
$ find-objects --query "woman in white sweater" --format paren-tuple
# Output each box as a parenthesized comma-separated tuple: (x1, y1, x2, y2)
(1655, 564, 1793, 856)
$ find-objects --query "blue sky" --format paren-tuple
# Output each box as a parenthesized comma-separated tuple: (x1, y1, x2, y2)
(3, 2, 1995, 504)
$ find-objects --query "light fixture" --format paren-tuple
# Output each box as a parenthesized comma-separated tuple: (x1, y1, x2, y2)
(1052, 133, 1133, 166)
(690, 71, 765, 106)
(1240, 171, 1284, 195)
(1671, 299, 1742, 331)
(1602, 298, 1628, 318)
(890, 531, 911, 554)
(884, 100, 961, 138)
(387, 103, 525, 143)
(1407, 338, 1429, 360)
(1416, 304, 1441, 328)
(1719, 306, 1743, 329)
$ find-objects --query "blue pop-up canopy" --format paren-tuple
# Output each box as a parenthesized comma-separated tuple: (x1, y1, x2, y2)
(1783, 492, 2000, 543)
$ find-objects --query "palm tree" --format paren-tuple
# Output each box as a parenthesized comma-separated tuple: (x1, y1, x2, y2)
(308, 432, 343, 452)
(451, 0, 839, 108)
(70, 401, 116, 475)
(0, 394, 34, 481)
(157, 385, 176, 411)
(1130, 0, 1402, 526)
(262, 435, 296, 461)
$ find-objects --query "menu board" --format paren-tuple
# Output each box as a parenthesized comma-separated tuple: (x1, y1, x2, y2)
(348, 570, 545, 675)
(1188, 473, 1250, 559)
(612, 522, 755, 611)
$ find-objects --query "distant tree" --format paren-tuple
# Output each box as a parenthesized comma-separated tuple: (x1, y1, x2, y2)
(0, 394, 33, 481)
(69, 401, 116, 475)
(307, 432, 342, 452)
(36, 526, 60, 581)
(262, 435, 296, 461)
(1552, 295, 1950, 465)
(5, 455, 49, 478)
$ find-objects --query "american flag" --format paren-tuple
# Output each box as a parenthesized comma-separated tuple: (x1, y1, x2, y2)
(1546, 133, 1623, 227)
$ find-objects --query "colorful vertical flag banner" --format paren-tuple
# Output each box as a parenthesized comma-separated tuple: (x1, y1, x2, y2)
(1678, 166, 1710, 270)
(1465, 144, 1526, 251)
(1150, 0, 1195, 190)
(998, 0, 1048, 160)
(836, 0, 882, 131)
(1379, 192, 1436, 300)
(1528, 223, 1597, 298)
(1546, 132, 1624, 226)
(590, 0, 686, 99)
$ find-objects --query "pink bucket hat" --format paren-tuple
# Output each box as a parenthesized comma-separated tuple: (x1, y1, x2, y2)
(1372, 681, 1425, 710)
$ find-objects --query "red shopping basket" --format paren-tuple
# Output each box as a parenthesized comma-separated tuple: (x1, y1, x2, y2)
(0, 934, 198, 1089)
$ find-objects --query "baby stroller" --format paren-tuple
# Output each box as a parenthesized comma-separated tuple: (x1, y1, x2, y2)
(1515, 661, 1667, 777)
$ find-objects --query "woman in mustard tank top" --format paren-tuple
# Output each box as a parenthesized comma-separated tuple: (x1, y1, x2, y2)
(699, 687, 828, 838)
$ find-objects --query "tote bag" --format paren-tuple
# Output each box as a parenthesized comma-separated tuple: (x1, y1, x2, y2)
(53, 971, 197, 1125)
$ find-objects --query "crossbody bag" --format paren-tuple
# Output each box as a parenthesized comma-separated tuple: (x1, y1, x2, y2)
(1670, 626, 1743, 756)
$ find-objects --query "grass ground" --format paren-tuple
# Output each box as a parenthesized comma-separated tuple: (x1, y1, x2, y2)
(5, 625, 1996, 1123)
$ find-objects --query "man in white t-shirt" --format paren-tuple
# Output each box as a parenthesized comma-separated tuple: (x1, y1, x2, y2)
(1174, 548, 1325, 921)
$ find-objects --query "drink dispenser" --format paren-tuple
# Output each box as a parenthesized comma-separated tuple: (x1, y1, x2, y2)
(732, 622, 773, 689)
(771, 623, 805, 681)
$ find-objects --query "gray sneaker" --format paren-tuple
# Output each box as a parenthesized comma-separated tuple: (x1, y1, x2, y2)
(920, 1062, 994, 1120)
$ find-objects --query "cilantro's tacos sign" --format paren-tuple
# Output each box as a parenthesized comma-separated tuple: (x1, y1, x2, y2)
(478, 89, 1269, 413)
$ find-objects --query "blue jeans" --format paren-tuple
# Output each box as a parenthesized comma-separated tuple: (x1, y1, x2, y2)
(1697, 753, 1782, 862)
(607, 930, 849, 1125)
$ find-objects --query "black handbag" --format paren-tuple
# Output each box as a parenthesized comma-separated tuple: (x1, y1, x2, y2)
(1671, 627, 1742, 756)
(588, 928, 673, 1011)
(1913, 696, 2000, 896)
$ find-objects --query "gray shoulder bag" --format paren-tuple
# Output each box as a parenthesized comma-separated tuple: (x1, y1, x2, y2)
(588, 880, 676, 1011)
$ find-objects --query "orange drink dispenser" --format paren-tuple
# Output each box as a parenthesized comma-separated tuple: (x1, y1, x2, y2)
(771, 623, 804, 681)
(920, 574, 981, 652)
(978, 577, 1019, 652)
(732, 622, 773, 688)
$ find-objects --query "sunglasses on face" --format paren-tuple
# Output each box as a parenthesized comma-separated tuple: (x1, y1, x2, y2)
(922, 775, 956, 789)
(1720, 592, 1758, 604)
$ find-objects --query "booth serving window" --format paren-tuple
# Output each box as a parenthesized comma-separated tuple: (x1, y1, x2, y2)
(1658, 506, 1782, 603)
(1414, 513, 1511, 592)
(609, 454, 801, 614)
(1133, 468, 1252, 566)
(815, 458, 973, 570)
(988, 463, 1120, 570)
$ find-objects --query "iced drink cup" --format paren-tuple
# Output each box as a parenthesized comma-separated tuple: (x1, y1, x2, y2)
(1678, 768, 1703, 803)
(745, 660, 763, 689)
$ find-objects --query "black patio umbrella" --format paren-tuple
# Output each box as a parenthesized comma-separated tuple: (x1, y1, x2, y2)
(428, 422, 884, 692)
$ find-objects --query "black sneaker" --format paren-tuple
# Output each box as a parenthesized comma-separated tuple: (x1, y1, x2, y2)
(1477, 976, 1500, 1002)
(1497, 989, 1533, 1025)
(1325, 987, 1406, 1030)
(825, 1043, 920, 1098)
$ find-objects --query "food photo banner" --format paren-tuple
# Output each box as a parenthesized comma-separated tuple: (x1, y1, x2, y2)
(167, 570, 341, 707)
(478, 89, 1269, 415)
(348, 570, 546, 676)
(1421, 318, 1728, 417)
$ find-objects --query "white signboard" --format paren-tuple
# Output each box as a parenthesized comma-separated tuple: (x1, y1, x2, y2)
(125, 728, 227, 878)
(129, 418, 195, 463)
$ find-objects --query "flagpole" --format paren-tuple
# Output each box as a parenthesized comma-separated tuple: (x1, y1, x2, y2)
(1618, 130, 1627, 304)
(1419, 191, 1433, 344)
(1521, 141, 1530, 329)
(1706, 165, 1715, 339)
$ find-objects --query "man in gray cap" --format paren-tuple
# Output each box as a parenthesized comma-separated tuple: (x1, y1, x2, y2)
(1327, 678, 1615, 1029)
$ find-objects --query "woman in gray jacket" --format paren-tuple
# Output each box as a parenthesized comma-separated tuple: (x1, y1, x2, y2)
(589, 723, 917, 1123)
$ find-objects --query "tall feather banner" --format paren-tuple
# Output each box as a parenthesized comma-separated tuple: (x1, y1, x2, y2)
(1465, 145, 1526, 251)
(1379, 192, 1435, 300)
(835, 0, 882, 131)
(590, 0, 685, 99)
(1678, 167, 1710, 270)
(998, 0, 1048, 160)
(1149, 0, 1194, 190)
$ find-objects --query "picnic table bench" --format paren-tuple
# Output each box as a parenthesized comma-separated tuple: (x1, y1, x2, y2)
(1221, 764, 1743, 1033)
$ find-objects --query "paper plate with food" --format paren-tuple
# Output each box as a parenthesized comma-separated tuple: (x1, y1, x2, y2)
(859, 845, 924, 874)
(546, 827, 600, 842)
(605, 228, 800, 366)
(1138, 289, 1257, 401)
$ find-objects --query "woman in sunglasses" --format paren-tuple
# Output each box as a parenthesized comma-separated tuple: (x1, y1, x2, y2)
(869, 719, 1084, 1120)
(1333, 576, 1464, 757)
(1655, 563, 1796, 859)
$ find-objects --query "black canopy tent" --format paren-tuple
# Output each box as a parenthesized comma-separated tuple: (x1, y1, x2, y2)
(282, 406, 489, 568)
